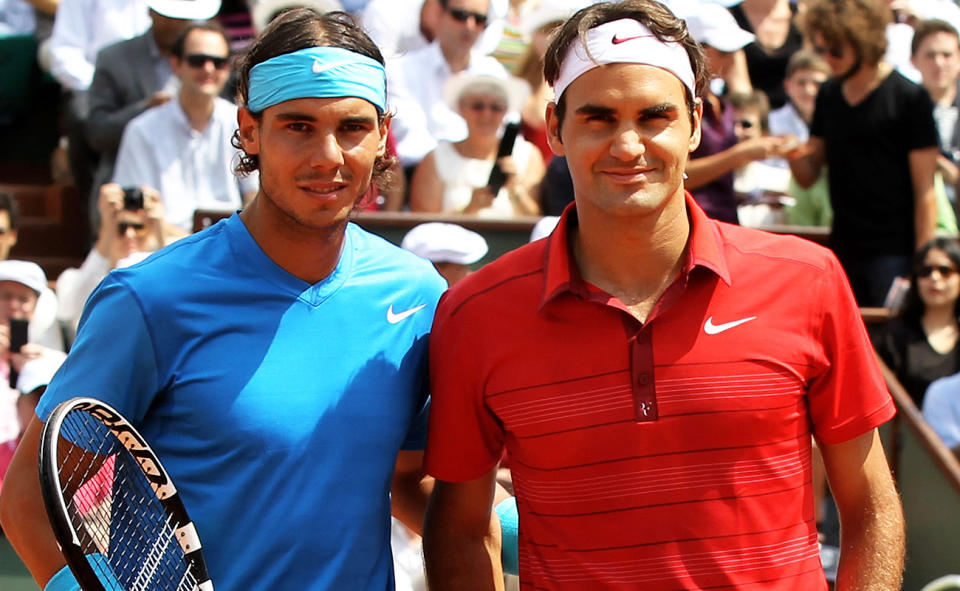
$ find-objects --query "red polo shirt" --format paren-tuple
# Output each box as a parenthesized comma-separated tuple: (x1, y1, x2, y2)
(424, 194, 895, 590)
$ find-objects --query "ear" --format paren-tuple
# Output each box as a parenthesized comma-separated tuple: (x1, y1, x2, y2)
(545, 102, 565, 157)
(237, 108, 260, 156)
(377, 114, 391, 158)
(688, 97, 703, 153)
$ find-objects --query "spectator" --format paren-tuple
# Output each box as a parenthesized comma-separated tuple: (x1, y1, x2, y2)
(0, 261, 66, 489)
(924, 369, 960, 460)
(402, 222, 488, 286)
(112, 21, 257, 233)
(791, 0, 940, 307)
(386, 0, 510, 171)
(85, 0, 221, 224)
(911, 18, 960, 232)
(727, 0, 803, 109)
(410, 72, 542, 216)
(875, 237, 960, 406)
(768, 50, 832, 227)
(683, 1, 798, 224)
(249, 0, 342, 32)
(55, 183, 167, 344)
(0, 193, 19, 262)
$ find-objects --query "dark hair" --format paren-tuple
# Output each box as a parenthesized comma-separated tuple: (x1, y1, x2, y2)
(728, 90, 770, 133)
(171, 20, 231, 59)
(801, 0, 890, 68)
(0, 193, 20, 230)
(911, 18, 960, 57)
(900, 237, 960, 320)
(231, 8, 394, 180)
(542, 0, 707, 136)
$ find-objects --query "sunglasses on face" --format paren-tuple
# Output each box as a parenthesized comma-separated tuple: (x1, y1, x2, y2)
(184, 53, 230, 70)
(117, 221, 147, 236)
(917, 264, 958, 278)
(735, 119, 756, 129)
(465, 100, 506, 113)
(447, 7, 488, 27)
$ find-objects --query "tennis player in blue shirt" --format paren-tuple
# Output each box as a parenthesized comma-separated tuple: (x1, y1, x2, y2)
(0, 9, 447, 590)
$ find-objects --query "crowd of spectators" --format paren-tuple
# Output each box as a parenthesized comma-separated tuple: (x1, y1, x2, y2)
(7, 0, 960, 585)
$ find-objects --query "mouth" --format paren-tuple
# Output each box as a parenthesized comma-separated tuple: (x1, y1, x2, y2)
(601, 167, 655, 183)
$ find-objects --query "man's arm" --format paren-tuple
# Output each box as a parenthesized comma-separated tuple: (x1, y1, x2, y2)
(391, 450, 431, 536)
(819, 428, 904, 591)
(909, 146, 939, 249)
(787, 136, 826, 189)
(0, 416, 69, 586)
(423, 467, 504, 591)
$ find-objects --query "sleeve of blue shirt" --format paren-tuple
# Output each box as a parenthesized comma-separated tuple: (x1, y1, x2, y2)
(36, 274, 161, 424)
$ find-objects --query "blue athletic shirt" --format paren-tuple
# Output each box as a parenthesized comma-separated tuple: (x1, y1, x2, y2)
(37, 213, 448, 590)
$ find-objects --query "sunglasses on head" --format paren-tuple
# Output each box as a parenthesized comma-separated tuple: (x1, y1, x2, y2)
(447, 7, 488, 26)
(917, 264, 958, 278)
(184, 53, 230, 70)
(117, 221, 147, 236)
(465, 100, 506, 113)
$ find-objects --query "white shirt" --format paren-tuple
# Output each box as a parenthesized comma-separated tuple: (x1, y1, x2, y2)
(48, 0, 150, 91)
(113, 97, 259, 231)
(387, 42, 509, 166)
(768, 102, 809, 143)
(0, 0, 35, 35)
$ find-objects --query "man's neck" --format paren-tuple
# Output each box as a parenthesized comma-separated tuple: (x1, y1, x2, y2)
(841, 61, 890, 105)
(239, 194, 348, 284)
(928, 81, 958, 107)
(573, 192, 690, 322)
(178, 92, 216, 132)
(440, 43, 471, 73)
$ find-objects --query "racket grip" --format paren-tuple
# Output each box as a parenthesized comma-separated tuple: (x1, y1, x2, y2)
(43, 565, 80, 591)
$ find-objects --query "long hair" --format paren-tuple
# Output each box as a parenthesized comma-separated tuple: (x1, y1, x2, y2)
(899, 237, 960, 321)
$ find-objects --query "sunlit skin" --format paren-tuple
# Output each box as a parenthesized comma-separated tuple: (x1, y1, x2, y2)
(172, 30, 231, 100)
(437, 0, 489, 68)
(459, 92, 507, 139)
(546, 64, 702, 221)
(783, 67, 828, 122)
(237, 96, 389, 233)
(912, 31, 960, 102)
(918, 248, 960, 310)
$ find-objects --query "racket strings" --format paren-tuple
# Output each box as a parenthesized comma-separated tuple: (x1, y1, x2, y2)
(55, 409, 199, 591)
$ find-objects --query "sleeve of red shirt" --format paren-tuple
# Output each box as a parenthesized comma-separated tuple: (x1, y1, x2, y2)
(424, 291, 505, 482)
(807, 254, 897, 445)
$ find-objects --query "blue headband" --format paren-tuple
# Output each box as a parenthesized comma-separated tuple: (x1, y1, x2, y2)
(247, 46, 387, 114)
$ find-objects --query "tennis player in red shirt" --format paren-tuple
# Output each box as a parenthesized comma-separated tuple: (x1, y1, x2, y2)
(421, 1, 905, 589)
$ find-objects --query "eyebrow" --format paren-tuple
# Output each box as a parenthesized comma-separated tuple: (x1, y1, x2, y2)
(574, 102, 681, 118)
(273, 112, 378, 125)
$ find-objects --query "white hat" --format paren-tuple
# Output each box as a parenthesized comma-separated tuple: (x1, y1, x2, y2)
(522, 0, 592, 35)
(0, 260, 47, 294)
(16, 351, 66, 395)
(250, 0, 343, 32)
(443, 71, 531, 114)
(530, 215, 560, 242)
(401, 223, 489, 265)
(683, 2, 754, 52)
(146, 0, 221, 20)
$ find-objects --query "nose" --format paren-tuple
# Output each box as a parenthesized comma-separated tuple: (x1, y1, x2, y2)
(609, 125, 644, 160)
(310, 132, 345, 169)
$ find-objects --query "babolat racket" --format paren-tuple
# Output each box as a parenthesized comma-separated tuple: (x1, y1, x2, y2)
(38, 397, 213, 591)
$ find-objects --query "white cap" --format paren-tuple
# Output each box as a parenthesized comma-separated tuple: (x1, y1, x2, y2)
(0, 260, 47, 294)
(683, 2, 754, 52)
(530, 216, 561, 242)
(16, 351, 66, 394)
(401, 223, 489, 265)
(250, 0, 344, 32)
(443, 71, 531, 114)
(146, 0, 221, 20)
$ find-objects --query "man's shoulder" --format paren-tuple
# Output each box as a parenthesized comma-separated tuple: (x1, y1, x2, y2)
(112, 221, 232, 290)
(126, 99, 176, 132)
(439, 240, 545, 312)
(348, 223, 448, 288)
(96, 32, 149, 64)
(714, 222, 837, 274)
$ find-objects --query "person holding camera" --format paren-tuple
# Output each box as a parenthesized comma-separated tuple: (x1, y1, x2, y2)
(0, 261, 66, 491)
(112, 21, 258, 233)
(54, 183, 173, 345)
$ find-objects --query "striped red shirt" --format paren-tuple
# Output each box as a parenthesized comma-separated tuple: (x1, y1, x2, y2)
(425, 195, 895, 590)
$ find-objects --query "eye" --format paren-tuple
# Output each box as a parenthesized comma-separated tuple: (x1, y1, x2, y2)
(286, 122, 312, 132)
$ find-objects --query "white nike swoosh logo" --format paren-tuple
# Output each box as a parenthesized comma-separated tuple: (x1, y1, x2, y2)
(387, 304, 426, 324)
(312, 60, 351, 74)
(704, 316, 757, 335)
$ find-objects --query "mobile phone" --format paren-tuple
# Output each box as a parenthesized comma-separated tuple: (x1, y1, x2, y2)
(122, 187, 145, 211)
(486, 122, 521, 195)
(9, 317, 28, 389)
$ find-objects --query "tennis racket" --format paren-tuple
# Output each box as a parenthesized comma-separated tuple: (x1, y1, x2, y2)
(38, 397, 213, 591)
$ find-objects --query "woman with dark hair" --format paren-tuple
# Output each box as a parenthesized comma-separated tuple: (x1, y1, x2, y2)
(875, 237, 960, 405)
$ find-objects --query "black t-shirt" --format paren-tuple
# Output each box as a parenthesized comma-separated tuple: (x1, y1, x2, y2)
(729, 3, 802, 110)
(874, 314, 960, 406)
(810, 71, 939, 258)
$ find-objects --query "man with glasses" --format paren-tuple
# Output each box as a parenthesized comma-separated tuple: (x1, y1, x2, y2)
(112, 21, 258, 234)
(386, 0, 510, 173)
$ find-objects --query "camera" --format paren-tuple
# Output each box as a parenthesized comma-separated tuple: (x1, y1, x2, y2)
(122, 187, 145, 211)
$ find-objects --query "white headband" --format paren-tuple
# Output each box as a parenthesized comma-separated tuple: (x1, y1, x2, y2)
(553, 18, 696, 101)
